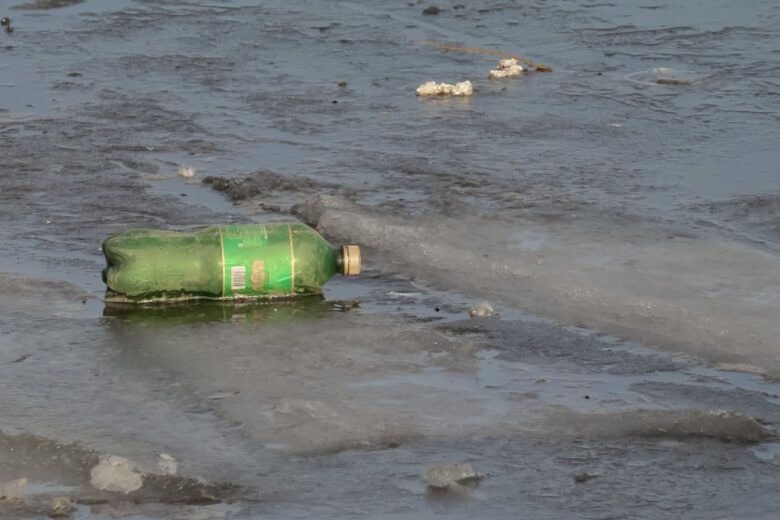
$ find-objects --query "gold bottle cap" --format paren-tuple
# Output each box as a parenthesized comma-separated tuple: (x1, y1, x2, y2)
(341, 245, 361, 275)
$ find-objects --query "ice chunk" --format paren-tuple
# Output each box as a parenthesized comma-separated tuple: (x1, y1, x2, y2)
(546, 408, 771, 444)
(416, 80, 473, 96)
(489, 66, 524, 79)
(178, 165, 196, 178)
(625, 68, 708, 86)
(89, 455, 143, 494)
(451, 81, 473, 96)
(489, 58, 524, 79)
(653, 67, 695, 85)
(157, 453, 178, 476)
(423, 463, 479, 489)
(468, 300, 494, 318)
(416, 81, 445, 96)
(2, 478, 27, 500)
(51, 496, 73, 515)
(272, 398, 421, 453)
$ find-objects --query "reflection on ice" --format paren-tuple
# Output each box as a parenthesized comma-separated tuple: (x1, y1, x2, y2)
(102, 295, 346, 327)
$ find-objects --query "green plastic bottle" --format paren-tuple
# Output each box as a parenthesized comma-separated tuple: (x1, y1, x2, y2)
(101, 223, 361, 303)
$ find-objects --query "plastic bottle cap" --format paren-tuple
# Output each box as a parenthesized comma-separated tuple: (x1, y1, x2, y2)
(342, 245, 361, 275)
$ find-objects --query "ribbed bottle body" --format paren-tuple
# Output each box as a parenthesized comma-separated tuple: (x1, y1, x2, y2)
(102, 223, 342, 302)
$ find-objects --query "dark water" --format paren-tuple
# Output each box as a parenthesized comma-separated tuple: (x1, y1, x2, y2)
(1, 0, 779, 518)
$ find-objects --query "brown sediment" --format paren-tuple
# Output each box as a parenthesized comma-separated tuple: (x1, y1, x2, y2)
(413, 39, 553, 72)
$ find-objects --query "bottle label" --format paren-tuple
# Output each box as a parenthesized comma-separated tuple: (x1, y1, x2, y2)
(219, 224, 294, 297)
(230, 266, 246, 291)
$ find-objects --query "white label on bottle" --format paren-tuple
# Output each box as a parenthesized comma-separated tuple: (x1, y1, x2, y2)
(231, 266, 246, 291)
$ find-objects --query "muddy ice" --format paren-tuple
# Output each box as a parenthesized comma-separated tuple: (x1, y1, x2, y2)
(2, 0, 780, 518)
(293, 194, 780, 378)
(0, 430, 239, 519)
(2, 268, 780, 518)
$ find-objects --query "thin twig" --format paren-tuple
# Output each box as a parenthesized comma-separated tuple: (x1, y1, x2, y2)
(413, 39, 553, 72)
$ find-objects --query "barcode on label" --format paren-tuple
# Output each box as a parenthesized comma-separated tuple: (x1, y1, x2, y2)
(231, 266, 246, 291)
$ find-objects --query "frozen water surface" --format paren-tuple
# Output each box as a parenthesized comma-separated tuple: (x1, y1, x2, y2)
(1, 0, 779, 518)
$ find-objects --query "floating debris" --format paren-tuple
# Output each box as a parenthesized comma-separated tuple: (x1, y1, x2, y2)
(416, 80, 473, 97)
(573, 472, 598, 484)
(489, 58, 524, 79)
(414, 39, 553, 72)
(9, 0, 84, 9)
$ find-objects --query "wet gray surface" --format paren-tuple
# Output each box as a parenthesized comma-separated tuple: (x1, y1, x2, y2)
(1, 0, 779, 518)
